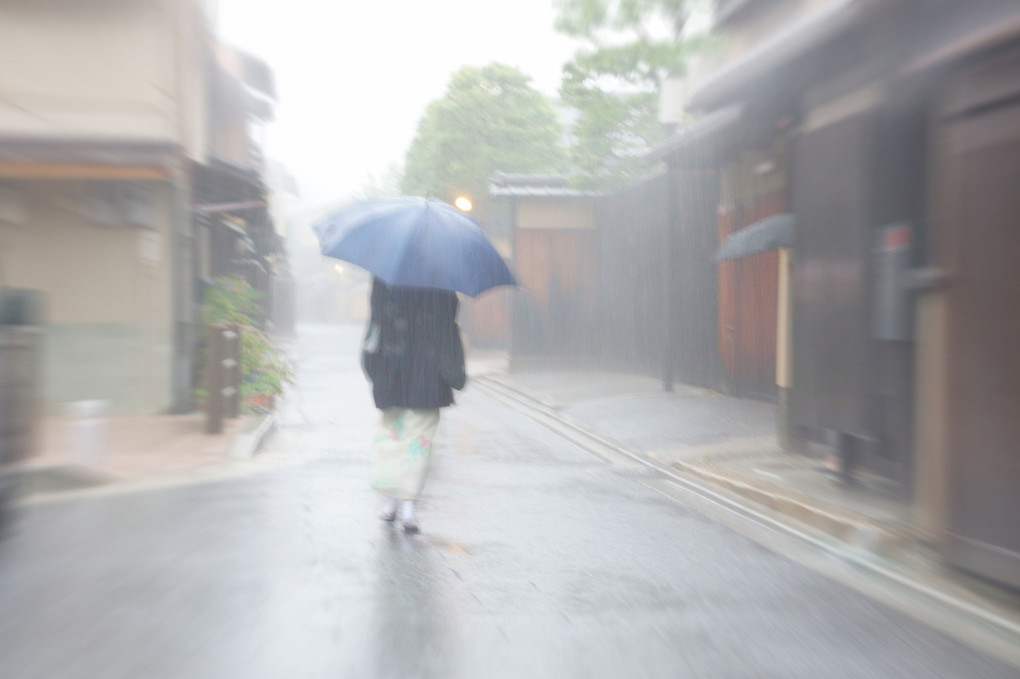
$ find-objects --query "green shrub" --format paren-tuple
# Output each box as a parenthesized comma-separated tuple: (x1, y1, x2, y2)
(198, 276, 293, 410)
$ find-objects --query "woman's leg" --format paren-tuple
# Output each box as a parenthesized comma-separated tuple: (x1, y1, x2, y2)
(379, 496, 398, 521)
(396, 409, 441, 532)
(371, 409, 402, 517)
(371, 408, 440, 530)
(398, 408, 441, 501)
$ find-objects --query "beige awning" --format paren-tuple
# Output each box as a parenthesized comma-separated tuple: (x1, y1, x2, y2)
(0, 162, 169, 180)
(0, 140, 176, 180)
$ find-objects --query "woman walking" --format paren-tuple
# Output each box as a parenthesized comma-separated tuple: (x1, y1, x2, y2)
(361, 277, 466, 533)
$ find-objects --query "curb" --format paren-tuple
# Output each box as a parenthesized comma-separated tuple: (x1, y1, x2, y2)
(229, 412, 277, 459)
(1, 464, 116, 500)
(480, 374, 564, 410)
(667, 459, 909, 557)
(474, 373, 1020, 664)
(483, 373, 905, 556)
(4, 413, 279, 503)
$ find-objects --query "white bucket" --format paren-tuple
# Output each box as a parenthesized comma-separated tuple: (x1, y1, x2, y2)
(64, 400, 110, 465)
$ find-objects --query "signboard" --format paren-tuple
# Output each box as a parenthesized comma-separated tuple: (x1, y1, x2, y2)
(872, 223, 913, 341)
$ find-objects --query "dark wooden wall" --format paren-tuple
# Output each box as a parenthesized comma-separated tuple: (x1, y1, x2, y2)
(718, 193, 781, 400)
(595, 169, 722, 389)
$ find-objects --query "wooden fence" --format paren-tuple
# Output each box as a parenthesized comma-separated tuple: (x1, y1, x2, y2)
(595, 168, 723, 389)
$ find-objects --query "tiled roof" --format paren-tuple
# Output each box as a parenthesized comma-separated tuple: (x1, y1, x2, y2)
(489, 173, 600, 198)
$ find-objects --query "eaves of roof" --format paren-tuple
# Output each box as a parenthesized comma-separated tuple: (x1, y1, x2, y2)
(488, 184, 600, 198)
(688, 0, 886, 111)
(644, 105, 743, 164)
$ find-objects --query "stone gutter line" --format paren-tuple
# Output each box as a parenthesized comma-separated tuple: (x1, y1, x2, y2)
(230, 412, 277, 459)
(483, 372, 901, 550)
(668, 458, 908, 554)
(473, 373, 1020, 652)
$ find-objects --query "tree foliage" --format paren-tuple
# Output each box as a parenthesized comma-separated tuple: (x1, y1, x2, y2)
(401, 63, 566, 212)
(555, 0, 707, 189)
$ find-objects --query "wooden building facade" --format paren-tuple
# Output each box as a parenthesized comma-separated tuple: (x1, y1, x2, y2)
(688, 0, 1020, 587)
(497, 0, 1020, 590)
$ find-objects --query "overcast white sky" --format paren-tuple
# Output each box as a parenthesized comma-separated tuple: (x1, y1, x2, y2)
(217, 0, 579, 211)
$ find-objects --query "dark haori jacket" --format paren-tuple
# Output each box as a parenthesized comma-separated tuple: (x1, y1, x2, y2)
(362, 278, 466, 410)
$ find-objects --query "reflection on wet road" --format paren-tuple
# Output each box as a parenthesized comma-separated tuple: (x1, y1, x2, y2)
(0, 326, 1014, 678)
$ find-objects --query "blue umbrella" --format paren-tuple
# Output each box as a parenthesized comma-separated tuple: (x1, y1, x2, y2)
(312, 196, 516, 297)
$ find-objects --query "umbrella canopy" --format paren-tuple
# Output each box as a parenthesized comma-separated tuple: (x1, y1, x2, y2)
(312, 196, 516, 297)
(715, 213, 795, 262)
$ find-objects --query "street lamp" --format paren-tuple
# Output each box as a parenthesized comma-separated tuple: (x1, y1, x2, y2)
(454, 196, 472, 212)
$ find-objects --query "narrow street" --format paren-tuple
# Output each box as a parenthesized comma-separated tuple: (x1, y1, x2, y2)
(0, 325, 1014, 679)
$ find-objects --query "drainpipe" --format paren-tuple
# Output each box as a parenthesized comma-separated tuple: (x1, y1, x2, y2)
(170, 165, 195, 413)
(508, 195, 518, 370)
(169, 0, 196, 414)
(663, 159, 679, 392)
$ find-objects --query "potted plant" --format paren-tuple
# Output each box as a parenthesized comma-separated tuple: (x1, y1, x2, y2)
(240, 326, 292, 412)
(198, 276, 293, 413)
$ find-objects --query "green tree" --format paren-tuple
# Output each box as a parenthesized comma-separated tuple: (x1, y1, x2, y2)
(401, 63, 566, 212)
(555, 0, 708, 189)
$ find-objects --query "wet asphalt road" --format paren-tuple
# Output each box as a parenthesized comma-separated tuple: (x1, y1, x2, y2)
(0, 325, 1015, 679)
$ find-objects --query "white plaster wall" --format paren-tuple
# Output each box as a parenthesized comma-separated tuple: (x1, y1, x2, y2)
(0, 179, 176, 413)
(517, 199, 596, 231)
(0, 0, 180, 144)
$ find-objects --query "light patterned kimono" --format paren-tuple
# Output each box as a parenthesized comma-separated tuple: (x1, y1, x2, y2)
(370, 408, 441, 500)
